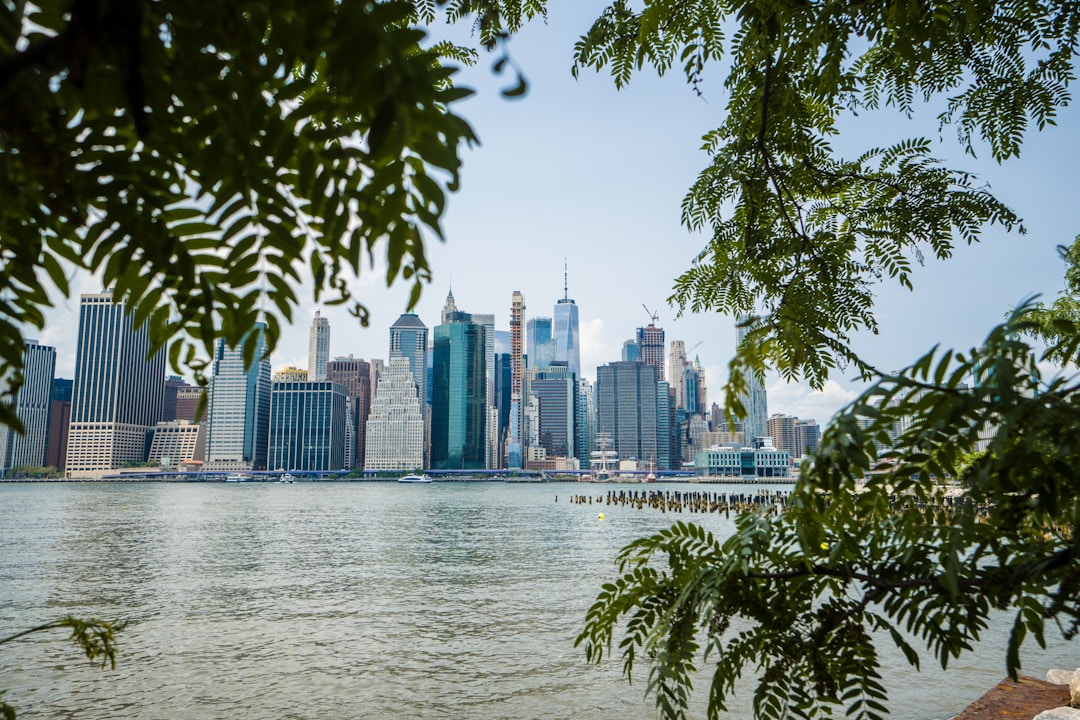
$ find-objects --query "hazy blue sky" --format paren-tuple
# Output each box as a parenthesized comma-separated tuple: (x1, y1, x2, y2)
(38, 2, 1080, 426)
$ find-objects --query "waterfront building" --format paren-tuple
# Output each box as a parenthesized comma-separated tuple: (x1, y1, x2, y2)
(531, 361, 576, 460)
(797, 419, 821, 458)
(148, 420, 206, 467)
(364, 357, 424, 472)
(205, 325, 272, 472)
(174, 384, 206, 423)
(736, 317, 769, 442)
(273, 366, 308, 383)
(552, 265, 581, 379)
(0, 341, 56, 475)
(694, 439, 791, 480)
(327, 356, 371, 469)
(389, 313, 428, 408)
(767, 414, 800, 459)
(527, 317, 554, 372)
(46, 377, 72, 471)
(508, 291, 524, 469)
(575, 378, 595, 470)
(308, 310, 330, 381)
(596, 361, 660, 466)
(66, 292, 165, 479)
(268, 380, 347, 471)
(431, 311, 486, 470)
(636, 321, 665, 382)
(669, 340, 687, 409)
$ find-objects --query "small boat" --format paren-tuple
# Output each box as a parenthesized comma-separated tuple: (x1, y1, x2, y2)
(225, 473, 246, 483)
(645, 472, 657, 483)
(397, 474, 432, 484)
(279, 473, 295, 484)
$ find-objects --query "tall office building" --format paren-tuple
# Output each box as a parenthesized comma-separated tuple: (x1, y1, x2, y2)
(553, 264, 581, 379)
(441, 287, 459, 324)
(326, 356, 371, 470)
(163, 376, 185, 421)
(389, 313, 428, 407)
(767, 414, 800, 458)
(0, 341, 56, 475)
(46, 378, 73, 471)
(596, 361, 660, 467)
(66, 292, 165, 478)
(308, 310, 330, 381)
(736, 317, 769, 442)
(472, 312, 496, 410)
(637, 322, 665, 382)
(669, 340, 687, 410)
(364, 357, 424, 471)
(622, 339, 640, 362)
(797, 419, 821, 458)
(694, 356, 708, 413)
(683, 363, 701, 415)
(205, 324, 272, 471)
(174, 384, 206, 423)
(508, 291, 525, 468)
(431, 311, 486, 470)
(526, 317, 554, 372)
(268, 380, 347, 471)
(576, 378, 595, 470)
(531, 361, 576, 460)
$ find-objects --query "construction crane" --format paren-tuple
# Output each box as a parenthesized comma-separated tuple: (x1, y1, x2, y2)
(687, 341, 703, 355)
(642, 304, 659, 326)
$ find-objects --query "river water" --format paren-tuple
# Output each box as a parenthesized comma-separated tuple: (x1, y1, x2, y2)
(0, 482, 1076, 719)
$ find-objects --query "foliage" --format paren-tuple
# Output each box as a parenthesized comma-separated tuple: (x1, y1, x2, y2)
(578, 305, 1080, 720)
(1025, 235, 1080, 364)
(0, 0, 548, 430)
(0, 616, 124, 719)
(4, 465, 61, 479)
(570, 0, 1080, 401)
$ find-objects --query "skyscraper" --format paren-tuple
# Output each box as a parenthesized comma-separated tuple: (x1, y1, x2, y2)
(308, 310, 330, 381)
(531, 361, 576, 459)
(596, 361, 660, 467)
(364, 357, 424, 471)
(637, 321, 665, 382)
(552, 264, 580, 379)
(0, 340, 56, 475)
(526, 317, 554, 372)
(389, 313, 428, 407)
(327, 356, 371, 469)
(46, 377, 72, 471)
(66, 292, 165, 478)
(205, 324, 272, 471)
(669, 340, 687, 409)
(431, 311, 486, 470)
(268, 380, 347, 471)
(736, 317, 769, 443)
(508, 291, 525, 469)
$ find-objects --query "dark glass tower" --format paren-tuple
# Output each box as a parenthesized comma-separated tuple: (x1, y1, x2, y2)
(431, 311, 486, 469)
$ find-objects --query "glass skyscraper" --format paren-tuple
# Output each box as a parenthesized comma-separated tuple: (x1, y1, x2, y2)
(596, 361, 660, 467)
(526, 317, 554, 372)
(736, 317, 769, 443)
(531, 361, 576, 459)
(205, 324, 272, 471)
(553, 298, 580, 380)
(0, 340, 56, 475)
(268, 380, 347, 471)
(431, 311, 486, 470)
(389, 313, 428, 407)
(308, 310, 330, 381)
(66, 292, 165, 478)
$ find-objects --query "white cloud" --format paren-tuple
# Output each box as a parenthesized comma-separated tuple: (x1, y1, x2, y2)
(580, 317, 616, 383)
(766, 379, 861, 425)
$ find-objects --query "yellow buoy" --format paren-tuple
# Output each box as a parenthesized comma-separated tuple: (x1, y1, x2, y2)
(598, 513, 604, 521)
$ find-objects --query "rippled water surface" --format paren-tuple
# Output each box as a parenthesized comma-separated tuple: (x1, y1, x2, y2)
(1, 482, 1076, 719)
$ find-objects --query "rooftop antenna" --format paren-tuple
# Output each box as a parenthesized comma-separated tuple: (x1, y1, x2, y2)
(563, 258, 568, 301)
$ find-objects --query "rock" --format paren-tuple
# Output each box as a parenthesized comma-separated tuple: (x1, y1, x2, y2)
(1072, 672, 1080, 707)
(1048, 669, 1077, 685)
(1034, 708, 1080, 719)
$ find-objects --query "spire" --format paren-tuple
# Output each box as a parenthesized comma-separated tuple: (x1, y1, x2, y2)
(563, 258, 568, 301)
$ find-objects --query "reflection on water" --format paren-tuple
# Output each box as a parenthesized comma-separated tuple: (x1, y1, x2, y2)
(0, 483, 1076, 719)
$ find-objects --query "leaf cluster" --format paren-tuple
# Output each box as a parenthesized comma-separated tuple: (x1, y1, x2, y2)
(0, 0, 517, 426)
(570, 0, 1078, 398)
(579, 306, 1080, 720)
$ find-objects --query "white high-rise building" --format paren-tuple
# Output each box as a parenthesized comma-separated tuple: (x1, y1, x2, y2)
(205, 324, 272, 471)
(736, 317, 768, 443)
(0, 340, 56, 475)
(66, 292, 165, 478)
(669, 340, 687, 410)
(308, 310, 330, 381)
(364, 357, 424, 471)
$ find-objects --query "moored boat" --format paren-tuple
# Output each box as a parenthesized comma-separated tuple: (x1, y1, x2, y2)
(397, 473, 432, 484)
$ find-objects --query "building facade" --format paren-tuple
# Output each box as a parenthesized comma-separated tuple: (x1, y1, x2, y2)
(389, 313, 428, 408)
(596, 361, 660, 467)
(308, 310, 330, 381)
(431, 311, 486, 470)
(526, 317, 554, 372)
(148, 420, 206, 466)
(636, 323, 665, 382)
(268, 381, 347, 471)
(0, 341, 56, 474)
(736, 317, 769, 442)
(326, 356, 372, 469)
(694, 440, 791, 480)
(46, 377, 73, 471)
(205, 325, 272, 471)
(531, 361, 576, 460)
(364, 357, 425, 472)
(66, 293, 165, 478)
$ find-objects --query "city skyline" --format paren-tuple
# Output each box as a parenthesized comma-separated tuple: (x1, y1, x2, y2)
(28, 4, 1080, 428)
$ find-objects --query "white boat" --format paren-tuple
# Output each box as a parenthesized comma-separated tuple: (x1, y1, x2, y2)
(397, 474, 432, 484)
(225, 473, 246, 483)
(279, 473, 295, 484)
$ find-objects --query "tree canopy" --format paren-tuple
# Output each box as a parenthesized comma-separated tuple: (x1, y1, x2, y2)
(0, 0, 543, 427)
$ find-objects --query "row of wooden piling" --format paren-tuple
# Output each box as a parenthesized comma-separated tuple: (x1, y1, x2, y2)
(566, 489, 792, 516)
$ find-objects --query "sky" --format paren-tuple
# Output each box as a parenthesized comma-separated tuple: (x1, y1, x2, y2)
(36, 2, 1080, 427)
